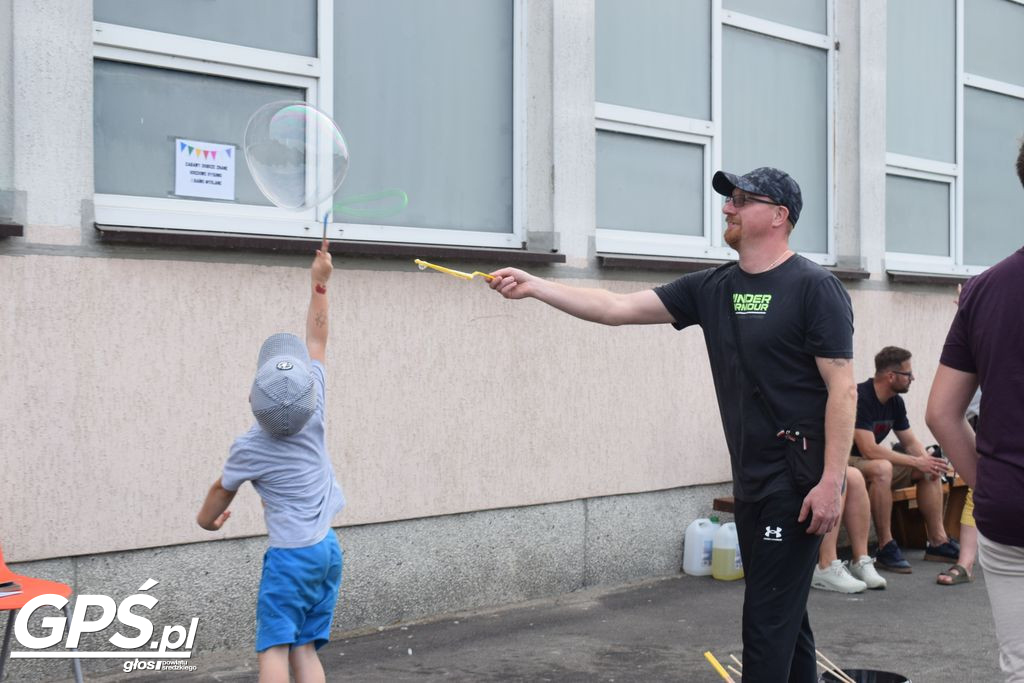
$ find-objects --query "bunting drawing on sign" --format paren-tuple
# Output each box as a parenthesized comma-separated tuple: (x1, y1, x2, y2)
(174, 137, 237, 201)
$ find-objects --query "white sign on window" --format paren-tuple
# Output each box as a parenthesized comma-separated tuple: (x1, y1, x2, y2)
(174, 138, 236, 201)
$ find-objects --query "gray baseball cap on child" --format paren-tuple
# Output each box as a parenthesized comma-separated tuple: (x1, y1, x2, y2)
(250, 333, 316, 437)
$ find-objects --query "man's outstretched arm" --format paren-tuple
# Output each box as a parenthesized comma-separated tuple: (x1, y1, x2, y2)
(487, 267, 674, 326)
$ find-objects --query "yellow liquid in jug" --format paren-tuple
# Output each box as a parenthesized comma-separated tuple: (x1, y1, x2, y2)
(711, 547, 744, 581)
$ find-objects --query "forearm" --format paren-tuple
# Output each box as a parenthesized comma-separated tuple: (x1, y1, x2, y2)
(822, 380, 856, 488)
(925, 364, 979, 487)
(197, 479, 236, 530)
(306, 280, 328, 359)
(863, 445, 920, 469)
(527, 279, 671, 326)
(523, 278, 620, 325)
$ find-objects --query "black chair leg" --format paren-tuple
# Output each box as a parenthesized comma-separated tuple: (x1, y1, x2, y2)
(62, 604, 83, 683)
(1, 610, 17, 682)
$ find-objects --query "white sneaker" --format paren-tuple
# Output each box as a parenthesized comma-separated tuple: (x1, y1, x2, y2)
(812, 560, 867, 593)
(849, 555, 888, 589)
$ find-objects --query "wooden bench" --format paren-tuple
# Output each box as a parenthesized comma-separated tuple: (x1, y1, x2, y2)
(712, 476, 968, 549)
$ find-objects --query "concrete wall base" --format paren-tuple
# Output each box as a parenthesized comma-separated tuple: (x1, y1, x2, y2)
(4, 483, 730, 681)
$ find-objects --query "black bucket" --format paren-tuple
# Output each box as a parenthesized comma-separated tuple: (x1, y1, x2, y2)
(819, 670, 910, 683)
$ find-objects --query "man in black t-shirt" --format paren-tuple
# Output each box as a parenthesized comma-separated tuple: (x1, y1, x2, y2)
(486, 167, 856, 683)
(849, 346, 957, 573)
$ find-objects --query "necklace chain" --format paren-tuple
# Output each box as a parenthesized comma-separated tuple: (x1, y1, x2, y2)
(759, 250, 792, 273)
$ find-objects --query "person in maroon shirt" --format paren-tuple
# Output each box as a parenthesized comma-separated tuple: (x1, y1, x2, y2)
(926, 140, 1024, 681)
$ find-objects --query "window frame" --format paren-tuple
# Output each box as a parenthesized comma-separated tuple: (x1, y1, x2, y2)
(595, 1, 836, 265)
(885, 0, 1024, 275)
(92, 0, 526, 249)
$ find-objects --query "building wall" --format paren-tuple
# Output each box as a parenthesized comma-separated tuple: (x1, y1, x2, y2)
(0, 1, 993, 676)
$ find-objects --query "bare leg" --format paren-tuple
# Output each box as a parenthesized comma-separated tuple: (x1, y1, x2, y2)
(844, 467, 871, 559)
(958, 520, 978, 572)
(289, 643, 326, 683)
(938, 524, 978, 584)
(914, 474, 950, 546)
(258, 645, 290, 683)
(860, 459, 895, 546)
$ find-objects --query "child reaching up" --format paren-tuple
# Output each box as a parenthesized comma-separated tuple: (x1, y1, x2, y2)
(198, 239, 345, 683)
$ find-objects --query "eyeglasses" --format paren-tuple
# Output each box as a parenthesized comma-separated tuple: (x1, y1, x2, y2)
(724, 194, 779, 209)
(891, 370, 915, 380)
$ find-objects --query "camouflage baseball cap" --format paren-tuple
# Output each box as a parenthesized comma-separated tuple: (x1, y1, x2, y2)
(712, 167, 803, 226)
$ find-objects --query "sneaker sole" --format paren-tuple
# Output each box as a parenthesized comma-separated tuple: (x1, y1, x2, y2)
(876, 563, 913, 574)
(811, 581, 865, 594)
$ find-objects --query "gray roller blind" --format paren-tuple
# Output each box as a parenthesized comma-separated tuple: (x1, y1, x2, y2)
(886, 0, 955, 162)
(963, 88, 1024, 267)
(93, 60, 303, 203)
(94, 0, 317, 56)
(885, 175, 950, 257)
(596, 131, 703, 236)
(333, 0, 513, 233)
(723, 28, 828, 254)
(596, 0, 711, 120)
(966, 0, 1024, 88)
(723, 0, 827, 34)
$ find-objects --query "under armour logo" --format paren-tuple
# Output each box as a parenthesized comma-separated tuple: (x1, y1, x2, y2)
(764, 526, 783, 541)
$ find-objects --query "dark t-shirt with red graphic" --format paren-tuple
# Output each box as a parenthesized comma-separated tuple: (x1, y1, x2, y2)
(850, 379, 910, 457)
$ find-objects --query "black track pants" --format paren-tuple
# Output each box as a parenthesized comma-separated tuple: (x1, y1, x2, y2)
(734, 492, 823, 683)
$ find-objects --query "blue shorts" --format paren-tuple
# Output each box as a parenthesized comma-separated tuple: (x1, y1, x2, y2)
(255, 533, 343, 652)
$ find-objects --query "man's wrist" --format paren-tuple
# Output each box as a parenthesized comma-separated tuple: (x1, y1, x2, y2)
(314, 282, 327, 294)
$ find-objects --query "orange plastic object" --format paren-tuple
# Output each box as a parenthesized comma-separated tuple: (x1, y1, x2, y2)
(0, 545, 72, 611)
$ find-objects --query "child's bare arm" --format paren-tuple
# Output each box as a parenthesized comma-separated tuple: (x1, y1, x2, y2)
(307, 238, 333, 363)
(196, 478, 237, 531)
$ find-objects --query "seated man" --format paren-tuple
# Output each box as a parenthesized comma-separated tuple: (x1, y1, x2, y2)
(812, 466, 887, 592)
(849, 346, 959, 573)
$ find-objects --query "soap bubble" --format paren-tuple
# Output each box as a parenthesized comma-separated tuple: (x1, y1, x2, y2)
(243, 101, 349, 211)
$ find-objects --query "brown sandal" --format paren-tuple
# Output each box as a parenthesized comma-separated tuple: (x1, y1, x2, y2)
(936, 563, 972, 585)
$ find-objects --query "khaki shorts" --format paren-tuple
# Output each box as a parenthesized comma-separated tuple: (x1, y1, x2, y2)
(848, 456, 916, 489)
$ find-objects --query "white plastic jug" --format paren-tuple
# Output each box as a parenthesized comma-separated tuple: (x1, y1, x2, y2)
(683, 516, 720, 576)
(711, 522, 744, 581)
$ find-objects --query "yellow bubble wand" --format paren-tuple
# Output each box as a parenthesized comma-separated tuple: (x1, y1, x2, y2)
(414, 259, 495, 281)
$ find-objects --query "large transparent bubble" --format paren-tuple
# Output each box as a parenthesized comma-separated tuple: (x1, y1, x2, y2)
(243, 101, 349, 211)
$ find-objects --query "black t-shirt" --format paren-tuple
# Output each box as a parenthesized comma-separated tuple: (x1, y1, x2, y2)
(654, 255, 854, 501)
(850, 378, 910, 457)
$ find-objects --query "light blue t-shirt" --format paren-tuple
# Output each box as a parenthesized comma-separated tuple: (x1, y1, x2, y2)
(222, 361, 346, 548)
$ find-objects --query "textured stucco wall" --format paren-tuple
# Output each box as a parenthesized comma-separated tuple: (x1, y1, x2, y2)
(1, 251, 962, 562)
(0, 0, 13, 196)
(1, 253, 733, 561)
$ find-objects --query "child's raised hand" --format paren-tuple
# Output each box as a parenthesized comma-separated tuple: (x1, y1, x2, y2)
(313, 238, 333, 285)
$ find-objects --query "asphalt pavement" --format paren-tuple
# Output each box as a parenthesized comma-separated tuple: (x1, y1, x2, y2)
(75, 550, 1002, 683)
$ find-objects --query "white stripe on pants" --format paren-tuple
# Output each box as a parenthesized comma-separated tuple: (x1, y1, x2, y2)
(979, 531, 1024, 682)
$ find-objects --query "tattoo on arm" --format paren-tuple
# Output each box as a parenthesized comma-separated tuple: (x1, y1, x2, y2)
(827, 358, 849, 367)
(315, 311, 327, 328)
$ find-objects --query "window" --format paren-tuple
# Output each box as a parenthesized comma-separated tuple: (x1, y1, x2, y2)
(595, 0, 834, 262)
(92, 0, 523, 248)
(886, 0, 1024, 273)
